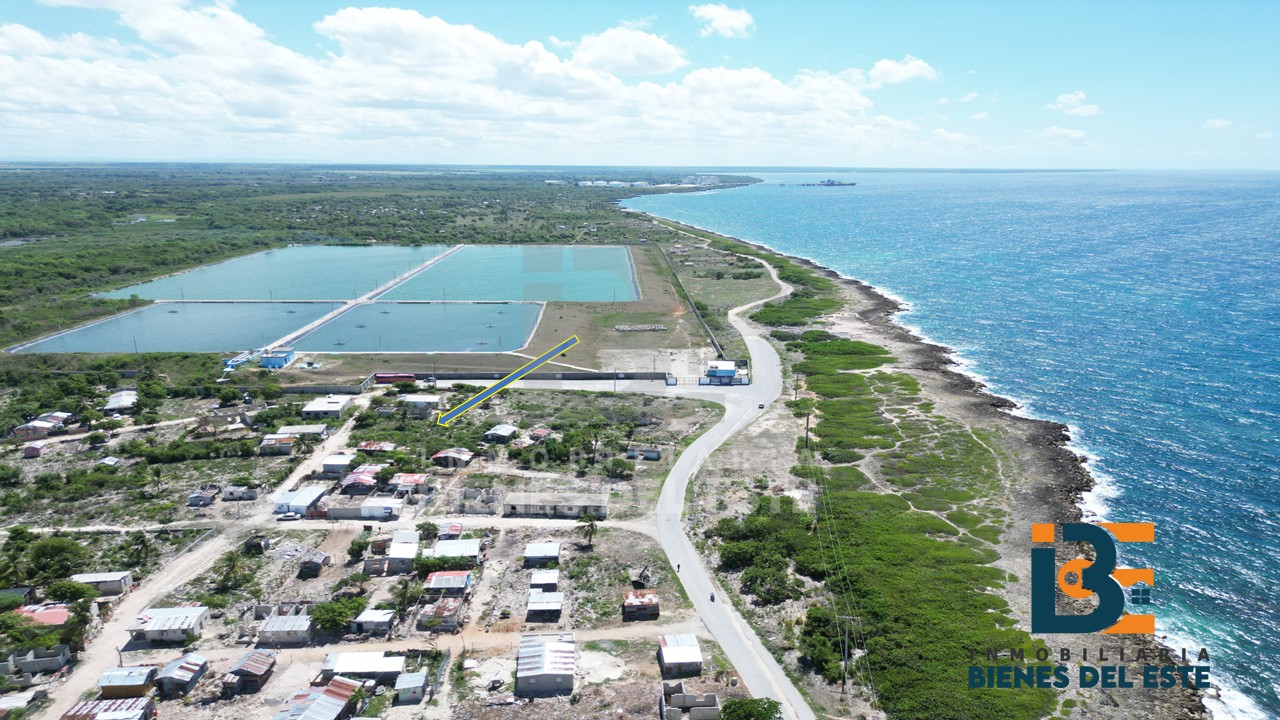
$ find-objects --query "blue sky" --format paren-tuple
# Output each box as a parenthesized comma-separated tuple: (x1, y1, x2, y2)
(1, 0, 1276, 168)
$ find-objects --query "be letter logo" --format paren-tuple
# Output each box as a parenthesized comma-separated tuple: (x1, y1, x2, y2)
(1031, 522, 1155, 634)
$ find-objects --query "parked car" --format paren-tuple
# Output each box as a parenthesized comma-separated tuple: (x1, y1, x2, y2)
(757, 403, 765, 409)
(277, 512, 302, 521)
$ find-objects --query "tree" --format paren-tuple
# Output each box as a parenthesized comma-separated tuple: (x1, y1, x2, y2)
(720, 698, 783, 720)
(125, 530, 155, 568)
(0, 464, 21, 487)
(211, 551, 249, 591)
(577, 513, 600, 548)
(312, 596, 367, 633)
(292, 435, 316, 456)
(348, 538, 370, 560)
(603, 458, 634, 479)
(25, 536, 89, 583)
(415, 520, 439, 538)
(389, 576, 423, 620)
(44, 580, 98, 603)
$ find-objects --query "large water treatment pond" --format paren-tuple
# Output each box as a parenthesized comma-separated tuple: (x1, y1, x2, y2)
(380, 245, 639, 302)
(292, 302, 542, 353)
(100, 245, 450, 300)
(13, 302, 332, 354)
(27, 244, 637, 354)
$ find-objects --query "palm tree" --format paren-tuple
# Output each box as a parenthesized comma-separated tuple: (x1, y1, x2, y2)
(389, 576, 423, 621)
(577, 513, 600, 548)
(292, 435, 316, 457)
(0, 555, 27, 587)
(126, 530, 155, 569)
(212, 551, 248, 591)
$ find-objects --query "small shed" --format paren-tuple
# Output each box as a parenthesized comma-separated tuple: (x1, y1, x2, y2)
(658, 634, 704, 677)
(523, 542, 561, 568)
(259, 612, 312, 646)
(529, 569, 559, 592)
(418, 597, 465, 633)
(98, 666, 157, 699)
(23, 441, 47, 459)
(299, 550, 332, 578)
(622, 589, 660, 621)
(222, 650, 276, 695)
(396, 671, 429, 703)
(349, 609, 395, 636)
(431, 448, 474, 468)
(427, 538, 482, 564)
(515, 633, 575, 697)
(69, 570, 133, 596)
(526, 590, 564, 622)
(482, 424, 518, 443)
(156, 653, 209, 699)
(437, 522, 464, 540)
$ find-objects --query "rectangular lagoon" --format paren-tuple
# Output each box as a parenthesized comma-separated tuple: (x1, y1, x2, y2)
(12, 302, 333, 354)
(101, 245, 450, 301)
(291, 302, 542, 353)
(380, 245, 639, 302)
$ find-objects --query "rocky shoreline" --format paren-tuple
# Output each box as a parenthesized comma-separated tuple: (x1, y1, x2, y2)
(688, 228, 1211, 719)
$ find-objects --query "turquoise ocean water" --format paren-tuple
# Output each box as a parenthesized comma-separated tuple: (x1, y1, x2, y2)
(624, 171, 1280, 718)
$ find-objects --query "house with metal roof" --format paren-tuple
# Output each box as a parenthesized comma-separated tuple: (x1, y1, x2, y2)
(222, 650, 276, 695)
(156, 653, 208, 699)
(258, 434, 296, 456)
(274, 486, 326, 515)
(529, 569, 560, 592)
(658, 635, 704, 677)
(526, 590, 564, 622)
(395, 671, 429, 703)
(71, 570, 134, 597)
(426, 538, 482, 564)
(277, 424, 330, 439)
(431, 447, 474, 468)
(300, 395, 354, 420)
(424, 570, 472, 597)
(417, 596, 465, 633)
(502, 491, 609, 519)
(349, 609, 395, 636)
(482, 423, 518, 443)
(103, 391, 138, 412)
(623, 589, 660, 621)
(260, 611, 313, 646)
(61, 697, 156, 720)
(523, 542, 561, 567)
(97, 666, 157, 699)
(515, 633, 575, 697)
(127, 605, 209, 643)
(271, 675, 362, 720)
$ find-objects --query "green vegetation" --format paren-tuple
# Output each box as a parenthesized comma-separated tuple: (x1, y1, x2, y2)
(720, 698, 783, 720)
(312, 595, 368, 633)
(704, 237, 1053, 720)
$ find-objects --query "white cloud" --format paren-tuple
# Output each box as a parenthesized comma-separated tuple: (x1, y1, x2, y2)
(959, 92, 979, 103)
(867, 55, 937, 87)
(971, 112, 989, 120)
(928, 128, 977, 147)
(1259, 131, 1275, 139)
(936, 97, 949, 105)
(1041, 126, 1085, 141)
(571, 26, 687, 75)
(1203, 118, 1232, 129)
(1, 3, 950, 164)
(1045, 90, 1099, 116)
(688, 3, 754, 38)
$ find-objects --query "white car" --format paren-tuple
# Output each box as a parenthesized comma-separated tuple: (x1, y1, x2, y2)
(277, 512, 302, 522)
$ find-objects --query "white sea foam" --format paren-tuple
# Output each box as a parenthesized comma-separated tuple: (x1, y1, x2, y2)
(1155, 623, 1272, 720)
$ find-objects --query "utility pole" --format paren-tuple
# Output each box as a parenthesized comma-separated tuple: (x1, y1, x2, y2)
(837, 614, 857, 694)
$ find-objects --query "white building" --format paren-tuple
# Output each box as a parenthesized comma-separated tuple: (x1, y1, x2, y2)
(103, 391, 138, 412)
(274, 486, 326, 515)
(349, 609, 394, 637)
(396, 672, 429, 703)
(427, 538, 482, 564)
(69, 570, 133, 596)
(259, 613, 312, 646)
(658, 634, 704, 677)
(523, 542, 561, 567)
(128, 606, 210, 643)
(300, 395, 354, 420)
(515, 633, 575, 697)
(320, 651, 403, 682)
(321, 454, 356, 476)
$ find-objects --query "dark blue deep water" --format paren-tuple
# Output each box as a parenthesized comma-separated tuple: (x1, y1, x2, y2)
(624, 172, 1280, 718)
